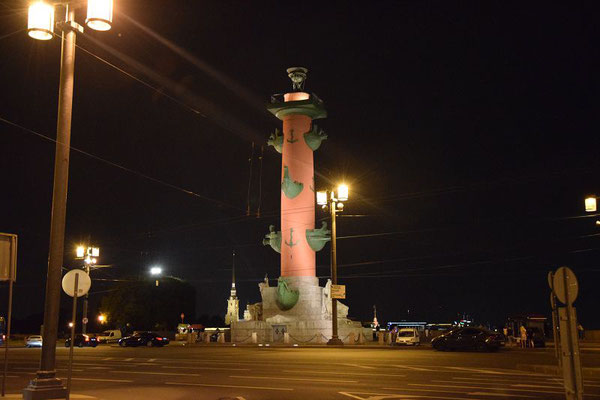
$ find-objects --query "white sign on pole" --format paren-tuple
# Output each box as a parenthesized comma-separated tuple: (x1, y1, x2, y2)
(0, 233, 17, 282)
(62, 270, 91, 297)
(553, 266, 578, 305)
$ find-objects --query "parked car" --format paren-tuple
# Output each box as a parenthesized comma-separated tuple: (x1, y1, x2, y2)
(118, 332, 169, 347)
(25, 335, 43, 348)
(65, 334, 98, 348)
(431, 327, 505, 352)
(526, 327, 546, 348)
(96, 330, 122, 343)
(395, 328, 420, 346)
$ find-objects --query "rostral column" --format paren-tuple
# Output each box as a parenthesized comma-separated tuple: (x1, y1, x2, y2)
(265, 67, 329, 280)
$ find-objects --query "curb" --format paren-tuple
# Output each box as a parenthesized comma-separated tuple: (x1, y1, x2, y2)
(517, 364, 600, 378)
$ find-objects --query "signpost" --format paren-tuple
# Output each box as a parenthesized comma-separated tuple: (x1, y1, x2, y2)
(62, 270, 91, 400)
(0, 233, 17, 397)
(331, 284, 346, 299)
(548, 266, 583, 400)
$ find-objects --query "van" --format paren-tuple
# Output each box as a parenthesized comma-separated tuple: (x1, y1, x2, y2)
(97, 330, 122, 343)
(395, 328, 420, 346)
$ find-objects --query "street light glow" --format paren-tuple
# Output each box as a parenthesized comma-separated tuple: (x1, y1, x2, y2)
(28, 2, 54, 41)
(337, 184, 349, 201)
(150, 266, 162, 275)
(76, 245, 85, 258)
(97, 314, 106, 323)
(316, 191, 327, 206)
(585, 196, 597, 213)
(91, 247, 100, 257)
(86, 0, 113, 31)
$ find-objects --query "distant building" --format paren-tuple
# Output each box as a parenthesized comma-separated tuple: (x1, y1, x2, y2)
(225, 251, 239, 325)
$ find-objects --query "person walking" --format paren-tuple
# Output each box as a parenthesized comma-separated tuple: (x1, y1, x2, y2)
(519, 325, 528, 348)
(577, 324, 585, 340)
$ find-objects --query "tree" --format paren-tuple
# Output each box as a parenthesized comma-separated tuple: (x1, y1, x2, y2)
(100, 277, 195, 331)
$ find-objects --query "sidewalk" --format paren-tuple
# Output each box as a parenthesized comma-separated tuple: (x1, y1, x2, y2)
(517, 363, 600, 378)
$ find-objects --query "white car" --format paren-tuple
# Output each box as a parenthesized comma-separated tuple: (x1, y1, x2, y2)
(395, 328, 420, 346)
(25, 335, 43, 348)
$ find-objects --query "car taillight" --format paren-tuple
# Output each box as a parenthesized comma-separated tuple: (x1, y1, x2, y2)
(156, 337, 162, 341)
(85, 337, 89, 342)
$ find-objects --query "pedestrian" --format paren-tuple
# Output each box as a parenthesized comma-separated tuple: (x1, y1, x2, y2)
(577, 324, 585, 340)
(519, 325, 527, 348)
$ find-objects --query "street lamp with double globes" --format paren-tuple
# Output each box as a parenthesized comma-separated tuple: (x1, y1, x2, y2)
(317, 183, 349, 346)
(24, 2, 113, 399)
(75, 245, 99, 334)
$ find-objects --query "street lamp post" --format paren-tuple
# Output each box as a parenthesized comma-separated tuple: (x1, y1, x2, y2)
(150, 266, 162, 286)
(75, 246, 99, 334)
(24, 2, 113, 398)
(317, 184, 349, 346)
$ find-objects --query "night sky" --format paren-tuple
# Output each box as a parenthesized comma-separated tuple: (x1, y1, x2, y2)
(1, 1, 598, 330)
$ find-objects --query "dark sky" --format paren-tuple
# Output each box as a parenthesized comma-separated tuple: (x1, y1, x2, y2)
(1, 1, 598, 330)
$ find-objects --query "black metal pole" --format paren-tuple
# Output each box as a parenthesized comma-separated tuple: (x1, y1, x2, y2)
(82, 263, 89, 334)
(24, 6, 76, 399)
(327, 197, 343, 345)
(66, 274, 79, 400)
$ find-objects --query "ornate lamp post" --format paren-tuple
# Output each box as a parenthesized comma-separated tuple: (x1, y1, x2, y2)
(75, 246, 99, 334)
(317, 183, 349, 345)
(25, 2, 113, 398)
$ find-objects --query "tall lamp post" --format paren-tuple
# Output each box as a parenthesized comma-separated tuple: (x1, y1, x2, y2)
(24, 2, 113, 398)
(150, 266, 162, 286)
(75, 245, 99, 334)
(317, 183, 349, 346)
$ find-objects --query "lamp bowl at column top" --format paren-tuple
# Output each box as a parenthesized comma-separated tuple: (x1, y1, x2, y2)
(585, 196, 597, 212)
(28, 2, 54, 41)
(86, 0, 113, 31)
(267, 92, 327, 120)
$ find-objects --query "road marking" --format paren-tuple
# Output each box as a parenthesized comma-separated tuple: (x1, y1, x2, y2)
(512, 383, 567, 389)
(147, 358, 156, 362)
(161, 365, 250, 371)
(123, 358, 134, 361)
(342, 363, 377, 370)
(69, 377, 134, 383)
(340, 391, 480, 400)
(391, 365, 433, 372)
(0, 395, 96, 399)
(282, 369, 405, 378)
(164, 381, 293, 391)
(110, 370, 201, 376)
(229, 375, 358, 383)
(102, 357, 112, 361)
(454, 376, 558, 383)
(467, 392, 536, 398)
(87, 366, 110, 370)
(406, 383, 566, 395)
(444, 366, 511, 375)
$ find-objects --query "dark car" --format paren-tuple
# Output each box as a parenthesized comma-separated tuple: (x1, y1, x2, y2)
(526, 327, 546, 348)
(118, 332, 169, 347)
(431, 327, 505, 352)
(65, 334, 98, 348)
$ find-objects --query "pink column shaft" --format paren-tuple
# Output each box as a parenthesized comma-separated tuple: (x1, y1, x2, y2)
(281, 112, 315, 277)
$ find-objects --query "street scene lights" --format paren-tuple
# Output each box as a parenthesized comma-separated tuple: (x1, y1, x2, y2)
(97, 314, 106, 324)
(317, 183, 349, 346)
(585, 196, 597, 213)
(75, 246, 99, 334)
(24, 3, 113, 398)
(150, 266, 162, 286)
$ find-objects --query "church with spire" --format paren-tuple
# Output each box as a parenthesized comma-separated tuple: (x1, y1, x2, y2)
(225, 250, 239, 325)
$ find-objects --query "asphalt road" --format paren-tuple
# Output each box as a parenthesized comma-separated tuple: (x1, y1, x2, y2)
(1, 344, 599, 399)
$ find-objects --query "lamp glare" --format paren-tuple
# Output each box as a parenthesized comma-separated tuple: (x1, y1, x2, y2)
(150, 267, 162, 275)
(76, 246, 85, 258)
(316, 191, 327, 206)
(86, 0, 113, 31)
(337, 184, 349, 201)
(585, 196, 597, 213)
(28, 2, 54, 41)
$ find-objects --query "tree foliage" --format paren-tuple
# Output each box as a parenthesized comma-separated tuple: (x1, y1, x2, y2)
(100, 278, 195, 331)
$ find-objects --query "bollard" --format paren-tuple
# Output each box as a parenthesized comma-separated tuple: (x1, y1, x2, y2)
(204, 332, 210, 343)
(218, 332, 225, 343)
(284, 332, 290, 344)
(386, 332, 392, 345)
(348, 332, 355, 345)
(378, 331, 384, 345)
(251, 332, 258, 344)
(358, 332, 365, 344)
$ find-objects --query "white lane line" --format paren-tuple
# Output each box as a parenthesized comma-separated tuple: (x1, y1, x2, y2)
(69, 377, 134, 383)
(282, 369, 405, 378)
(102, 357, 112, 361)
(444, 366, 512, 375)
(161, 365, 250, 371)
(147, 358, 156, 362)
(164, 381, 293, 391)
(87, 367, 110, 370)
(454, 377, 559, 384)
(343, 390, 480, 400)
(512, 383, 568, 389)
(391, 365, 433, 372)
(438, 379, 561, 388)
(468, 392, 536, 398)
(341, 363, 376, 370)
(406, 383, 565, 395)
(229, 375, 358, 383)
(110, 370, 201, 377)
(123, 358, 134, 361)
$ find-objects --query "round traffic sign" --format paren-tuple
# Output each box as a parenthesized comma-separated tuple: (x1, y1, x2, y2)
(82, 317, 89, 324)
(62, 270, 91, 297)
(552, 266, 578, 305)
